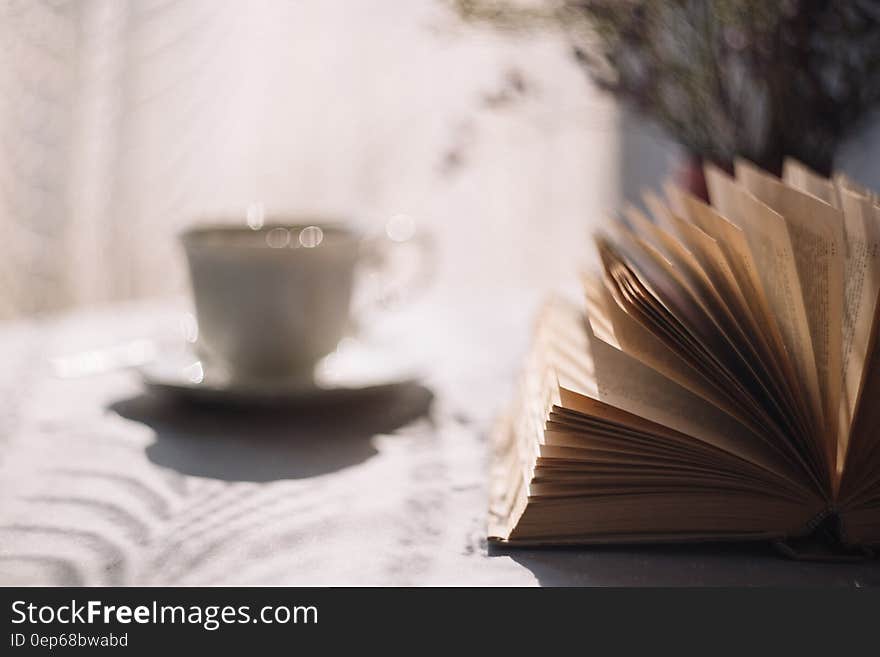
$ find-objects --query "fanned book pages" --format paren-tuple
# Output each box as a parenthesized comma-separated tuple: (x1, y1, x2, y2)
(489, 159, 880, 556)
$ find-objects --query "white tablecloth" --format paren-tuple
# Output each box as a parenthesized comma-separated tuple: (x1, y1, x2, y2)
(2, 295, 878, 586)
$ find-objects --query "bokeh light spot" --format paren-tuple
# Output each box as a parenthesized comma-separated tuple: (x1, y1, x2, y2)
(266, 227, 291, 248)
(299, 225, 323, 248)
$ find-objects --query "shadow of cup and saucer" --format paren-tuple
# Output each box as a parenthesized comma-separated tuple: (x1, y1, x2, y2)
(110, 217, 435, 483)
(109, 379, 433, 483)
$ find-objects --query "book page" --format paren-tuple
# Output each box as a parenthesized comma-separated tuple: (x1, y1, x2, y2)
(588, 270, 817, 490)
(652, 197, 766, 346)
(543, 300, 804, 483)
(783, 158, 839, 208)
(624, 204, 759, 351)
(735, 159, 844, 470)
(784, 159, 864, 459)
(665, 186, 816, 434)
(840, 292, 880, 508)
(837, 189, 880, 452)
(660, 204, 777, 361)
(704, 165, 826, 447)
(585, 275, 742, 420)
(836, 173, 880, 205)
(666, 184, 792, 370)
(619, 209, 782, 397)
(610, 228, 733, 359)
(616, 222, 822, 462)
(631, 203, 811, 439)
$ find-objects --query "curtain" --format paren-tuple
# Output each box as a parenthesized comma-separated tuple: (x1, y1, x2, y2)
(0, 0, 620, 319)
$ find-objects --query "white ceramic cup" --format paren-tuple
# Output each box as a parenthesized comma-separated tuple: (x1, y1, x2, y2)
(181, 220, 429, 383)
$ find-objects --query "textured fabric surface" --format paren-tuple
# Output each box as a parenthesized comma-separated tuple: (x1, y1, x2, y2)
(0, 296, 529, 585)
(2, 297, 880, 586)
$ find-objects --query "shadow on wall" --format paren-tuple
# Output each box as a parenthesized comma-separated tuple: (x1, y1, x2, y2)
(838, 110, 880, 191)
(619, 107, 880, 202)
(618, 107, 682, 207)
(108, 382, 434, 483)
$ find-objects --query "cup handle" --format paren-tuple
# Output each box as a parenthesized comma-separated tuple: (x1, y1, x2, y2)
(353, 221, 436, 321)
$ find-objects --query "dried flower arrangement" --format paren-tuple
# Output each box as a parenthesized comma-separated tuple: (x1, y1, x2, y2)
(454, 0, 880, 178)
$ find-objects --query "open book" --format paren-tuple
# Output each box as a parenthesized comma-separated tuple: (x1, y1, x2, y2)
(489, 159, 880, 554)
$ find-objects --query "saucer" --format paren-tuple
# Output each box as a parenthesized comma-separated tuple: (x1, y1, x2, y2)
(137, 338, 418, 405)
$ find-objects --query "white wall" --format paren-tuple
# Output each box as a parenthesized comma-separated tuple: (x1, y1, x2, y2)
(0, 0, 619, 318)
